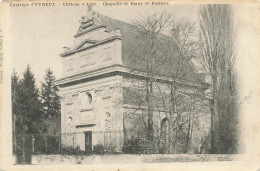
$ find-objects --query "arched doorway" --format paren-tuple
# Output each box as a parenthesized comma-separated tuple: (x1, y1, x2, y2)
(161, 118, 169, 153)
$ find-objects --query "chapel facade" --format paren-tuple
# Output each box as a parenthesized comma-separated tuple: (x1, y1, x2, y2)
(55, 9, 209, 152)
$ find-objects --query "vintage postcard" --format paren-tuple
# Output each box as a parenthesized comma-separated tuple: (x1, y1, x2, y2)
(0, 0, 260, 170)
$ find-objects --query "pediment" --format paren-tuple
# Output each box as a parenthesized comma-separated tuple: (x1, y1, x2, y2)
(74, 39, 98, 50)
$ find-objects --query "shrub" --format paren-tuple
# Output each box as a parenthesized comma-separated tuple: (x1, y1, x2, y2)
(60, 146, 85, 155)
(199, 136, 211, 154)
(93, 144, 105, 155)
(122, 137, 156, 154)
(105, 143, 117, 154)
(32, 135, 60, 155)
(84, 147, 93, 156)
(122, 137, 139, 154)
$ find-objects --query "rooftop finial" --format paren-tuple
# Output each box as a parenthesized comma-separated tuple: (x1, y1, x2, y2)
(85, 5, 94, 20)
(76, 5, 102, 35)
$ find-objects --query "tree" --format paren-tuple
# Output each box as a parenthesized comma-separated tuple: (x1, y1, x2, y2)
(11, 66, 43, 163)
(153, 17, 205, 153)
(132, 12, 172, 141)
(127, 13, 211, 154)
(14, 65, 42, 134)
(169, 19, 200, 153)
(41, 68, 60, 120)
(198, 4, 238, 153)
(36, 68, 61, 150)
(12, 70, 20, 151)
(12, 70, 19, 128)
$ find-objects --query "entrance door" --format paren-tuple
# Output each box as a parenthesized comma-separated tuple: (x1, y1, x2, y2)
(85, 131, 92, 152)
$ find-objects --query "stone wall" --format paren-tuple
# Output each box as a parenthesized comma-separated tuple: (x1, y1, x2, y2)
(62, 27, 122, 77)
(60, 75, 124, 151)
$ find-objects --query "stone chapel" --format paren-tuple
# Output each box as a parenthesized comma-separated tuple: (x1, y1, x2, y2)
(55, 9, 209, 152)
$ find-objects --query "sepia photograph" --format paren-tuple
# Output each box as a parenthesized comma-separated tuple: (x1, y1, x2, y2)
(0, 0, 260, 170)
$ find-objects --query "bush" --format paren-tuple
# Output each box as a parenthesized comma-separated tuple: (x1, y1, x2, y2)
(84, 147, 93, 156)
(60, 146, 85, 155)
(122, 137, 156, 154)
(122, 137, 139, 154)
(32, 135, 60, 155)
(105, 143, 117, 154)
(93, 144, 105, 155)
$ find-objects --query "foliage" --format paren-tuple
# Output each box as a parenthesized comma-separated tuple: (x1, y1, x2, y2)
(33, 146, 84, 156)
(14, 134, 33, 164)
(105, 143, 117, 154)
(40, 69, 61, 135)
(93, 144, 105, 155)
(41, 68, 60, 119)
(12, 65, 43, 134)
(60, 146, 85, 155)
(12, 71, 20, 150)
(122, 137, 156, 154)
(199, 135, 211, 154)
(28, 68, 61, 150)
(12, 67, 62, 163)
(32, 135, 60, 155)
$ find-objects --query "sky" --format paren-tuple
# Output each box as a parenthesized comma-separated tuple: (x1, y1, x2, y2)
(5, 3, 199, 86)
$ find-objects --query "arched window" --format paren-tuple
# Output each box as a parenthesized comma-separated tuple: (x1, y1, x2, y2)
(161, 118, 169, 142)
(86, 92, 92, 104)
(81, 92, 93, 109)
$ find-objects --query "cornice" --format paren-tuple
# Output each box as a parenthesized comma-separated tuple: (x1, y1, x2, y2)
(54, 65, 209, 90)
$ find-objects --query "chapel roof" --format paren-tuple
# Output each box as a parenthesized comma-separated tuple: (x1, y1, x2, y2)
(61, 9, 204, 84)
(97, 14, 204, 83)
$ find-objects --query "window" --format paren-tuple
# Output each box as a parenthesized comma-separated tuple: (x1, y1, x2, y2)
(80, 92, 93, 110)
(86, 92, 92, 104)
(161, 118, 169, 143)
